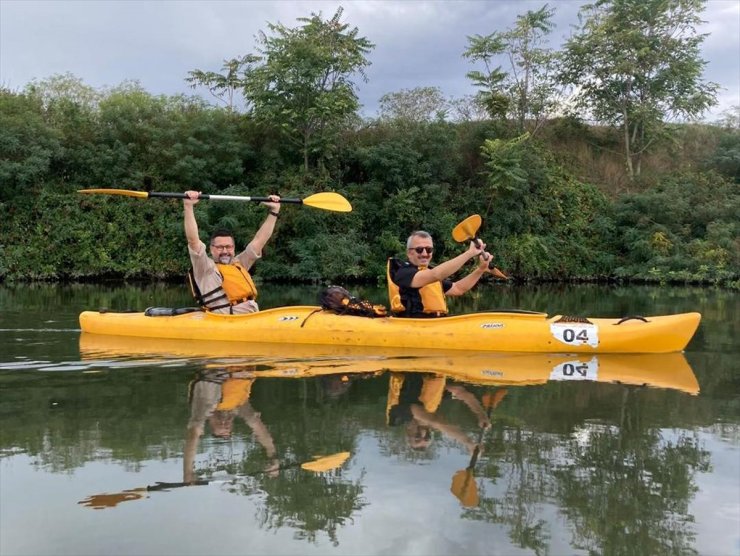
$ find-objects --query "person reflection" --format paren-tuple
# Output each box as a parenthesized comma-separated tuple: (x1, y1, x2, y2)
(386, 373, 490, 453)
(185, 365, 279, 484)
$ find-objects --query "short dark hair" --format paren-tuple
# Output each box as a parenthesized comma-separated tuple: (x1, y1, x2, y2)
(209, 228, 235, 244)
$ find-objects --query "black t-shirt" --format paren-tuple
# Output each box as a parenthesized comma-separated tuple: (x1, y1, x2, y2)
(388, 373, 425, 426)
(393, 261, 452, 318)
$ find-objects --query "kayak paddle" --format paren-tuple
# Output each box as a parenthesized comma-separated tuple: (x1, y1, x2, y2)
(78, 451, 351, 509)
(450, 389, 507, 507)
(78, 188, 352, 213)
(452, 214, 509, 280)
(147, 451, 351, 491)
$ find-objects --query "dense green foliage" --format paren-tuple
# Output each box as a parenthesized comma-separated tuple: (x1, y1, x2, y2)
(612, 172, 739, 283)
(0, 81, 737, 287)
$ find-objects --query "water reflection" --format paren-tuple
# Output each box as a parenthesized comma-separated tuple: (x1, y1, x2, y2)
(75, 338, 703, 522)
(78, 333, 700, 394)
(6, 333, 727, 554)
(387, 373, 492, 454)
(176, 366, 277, 480)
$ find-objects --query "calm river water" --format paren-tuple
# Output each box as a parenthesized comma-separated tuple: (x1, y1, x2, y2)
(0, 282, 737, 556)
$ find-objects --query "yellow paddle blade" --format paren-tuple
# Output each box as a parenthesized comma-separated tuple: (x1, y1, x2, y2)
(78, 488, 147, 510)
(490, 267, 510, 280)
(302, 192, 352, 213)
(78, 188, 149, 199)
(300, 451, 351, 472)
(452, 214, 482, 243)
(450, 469, 479, 507)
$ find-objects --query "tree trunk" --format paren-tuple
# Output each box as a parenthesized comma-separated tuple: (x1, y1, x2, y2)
(623, 123, 634, 181)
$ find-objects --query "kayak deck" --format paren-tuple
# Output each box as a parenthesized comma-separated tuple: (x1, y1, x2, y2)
(78, 306, 702, 354)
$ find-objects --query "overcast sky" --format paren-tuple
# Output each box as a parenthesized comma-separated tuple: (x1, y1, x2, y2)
(1, 0, 738, 121)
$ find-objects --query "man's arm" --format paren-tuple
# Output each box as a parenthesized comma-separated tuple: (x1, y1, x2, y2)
(183, 191, 202, 251)
(246, 195, 281, 256)
(446, 254, 491, 297)
(410, 241, 486, 289)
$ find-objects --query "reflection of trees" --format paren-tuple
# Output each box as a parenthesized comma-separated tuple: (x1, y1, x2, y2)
(188, 377, 369, 546)
(201, 456, 366, 547)
(465, 428, 555, 555)
(250, 469, 366, 546)
(465, 385, 711, 555)
(251, 381, 369, 546)
(0, 370, 188, 471)
(555, 426, 708, 555)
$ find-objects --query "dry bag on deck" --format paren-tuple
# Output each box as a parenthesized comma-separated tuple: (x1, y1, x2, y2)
(319, 286, 388, 318)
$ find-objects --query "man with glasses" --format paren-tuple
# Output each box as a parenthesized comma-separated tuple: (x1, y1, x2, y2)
(387, 231, 491, 318)
(183, 190, 281, 314)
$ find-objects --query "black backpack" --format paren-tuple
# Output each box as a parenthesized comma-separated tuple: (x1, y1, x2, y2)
(319, 286, 388, 318)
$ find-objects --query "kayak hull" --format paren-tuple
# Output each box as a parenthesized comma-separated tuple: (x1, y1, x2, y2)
(78, 307, 701, 354)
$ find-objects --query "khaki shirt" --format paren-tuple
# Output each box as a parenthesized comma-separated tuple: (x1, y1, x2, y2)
(188, 240, 260, 314)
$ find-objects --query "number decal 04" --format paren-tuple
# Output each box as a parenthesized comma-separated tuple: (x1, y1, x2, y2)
(550, 322, 599, 347)
(549, 357, 599, 381)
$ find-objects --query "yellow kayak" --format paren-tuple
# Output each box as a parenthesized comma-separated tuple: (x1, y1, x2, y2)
(79, 306, 701, 354)
(78, 333, 699, 394)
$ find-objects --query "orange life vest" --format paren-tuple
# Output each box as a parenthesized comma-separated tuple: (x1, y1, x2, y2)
(189, 260, 258, 312)
(386, 258, 448, 316)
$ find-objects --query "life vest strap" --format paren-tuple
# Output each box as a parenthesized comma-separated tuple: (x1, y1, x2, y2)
(188, 272, 254, 311)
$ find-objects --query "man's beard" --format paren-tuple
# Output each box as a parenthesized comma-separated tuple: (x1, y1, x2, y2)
(217, 254, 233, 264)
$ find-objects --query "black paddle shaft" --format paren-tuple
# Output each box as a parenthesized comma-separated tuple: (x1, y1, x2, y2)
(147, 192, 303, 204)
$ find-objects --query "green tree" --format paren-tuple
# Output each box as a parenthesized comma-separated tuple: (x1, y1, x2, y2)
(503, 5, 559, 134)
(186, 55, 259, 112)
(479, 135, 616, 278)
(378, 86, 448, 123)
(25, 72, 100, 112)
(558, 0, 719, 179)
(612, 171, 739, 282)
(24, 73, 103, 188)
(463, 4, 559, 133)
(462, 33, 510, 119)
(244, 7, 374, 172)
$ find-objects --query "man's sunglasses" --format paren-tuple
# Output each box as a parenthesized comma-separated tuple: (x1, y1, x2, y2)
(409, 246, 434, 254)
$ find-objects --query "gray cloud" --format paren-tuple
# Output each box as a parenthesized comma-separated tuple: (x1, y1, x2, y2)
(1, 0, 737, 120)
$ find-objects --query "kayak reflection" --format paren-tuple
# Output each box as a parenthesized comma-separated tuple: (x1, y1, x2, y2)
(79, 333, 700, 394)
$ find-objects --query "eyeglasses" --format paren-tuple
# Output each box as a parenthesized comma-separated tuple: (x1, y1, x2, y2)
(409, 246, 434, 254)
(211, 244, 235, 251)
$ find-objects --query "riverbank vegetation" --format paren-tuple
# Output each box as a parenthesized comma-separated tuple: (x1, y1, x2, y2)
(1, 3, 737, 287)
